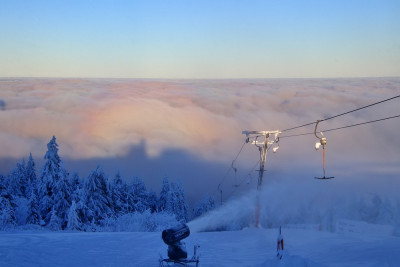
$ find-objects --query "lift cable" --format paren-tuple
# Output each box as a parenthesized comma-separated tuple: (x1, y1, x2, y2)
(214, 140, 247, 198)
(224, 158, 261, 201)
(224, 140, 279, 200)
(280, 114, 400, 139)
(320, 114, 400, 133)
(281, 94, 400, 132)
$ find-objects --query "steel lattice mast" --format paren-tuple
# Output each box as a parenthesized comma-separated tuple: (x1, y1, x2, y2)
(242, 130, 281, 227)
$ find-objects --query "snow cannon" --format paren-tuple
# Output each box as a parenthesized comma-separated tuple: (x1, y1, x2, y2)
(162, 224, 190, 260)
(162, 223, 190, 245)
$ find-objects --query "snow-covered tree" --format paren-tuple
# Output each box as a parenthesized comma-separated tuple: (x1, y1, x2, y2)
(48, 207, 61, 231)
(167, 181, 188, 222)
(67, 200, 82, 231)
(110, 171, 128, 216)
(0, 175, 16, 229)
(82, 166, 113, 226)
(26, 184, 40, 225)
(192, 195, 216, 219)
(158, 177, 170, 212)
(7, 159, 31, 226)
(360, 194, 394, 224)
(39, 136, 59, 224)
(0, 195, 16, 228)
(39, 136, 71, 228)
(7, 159, 26, 197)
(25, 153, 37, 198)
(69, 172, 81, 200)
(130, 177, 148, 213)
(52, 167, 71, 229)
(159, 178, 188, 222)
(147, 190, 158, 213)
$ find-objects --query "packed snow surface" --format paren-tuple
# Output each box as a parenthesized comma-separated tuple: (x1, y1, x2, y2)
(1, 223, 399, 267)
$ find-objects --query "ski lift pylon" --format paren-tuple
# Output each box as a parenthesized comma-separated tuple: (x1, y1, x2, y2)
(314, 120, 334, 180)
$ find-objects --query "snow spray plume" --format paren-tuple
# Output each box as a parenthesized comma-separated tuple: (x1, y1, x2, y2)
(257, 178, 400, 231)
(189, 177, 400, 232)
(188, 192, 258, 232)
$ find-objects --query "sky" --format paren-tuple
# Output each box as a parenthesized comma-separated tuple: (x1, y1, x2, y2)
(0, 0, 399, 78)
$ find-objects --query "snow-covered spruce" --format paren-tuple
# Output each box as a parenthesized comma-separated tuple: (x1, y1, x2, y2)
(0, 136, 200, 231)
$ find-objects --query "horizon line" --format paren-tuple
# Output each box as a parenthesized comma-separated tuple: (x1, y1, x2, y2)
(1, 76, 400, 81)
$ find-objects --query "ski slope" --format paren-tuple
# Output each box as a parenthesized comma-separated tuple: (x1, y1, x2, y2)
(1, 222, 399, 267)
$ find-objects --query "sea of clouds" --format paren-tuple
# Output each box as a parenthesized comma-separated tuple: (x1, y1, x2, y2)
(0, 78, 399, 204)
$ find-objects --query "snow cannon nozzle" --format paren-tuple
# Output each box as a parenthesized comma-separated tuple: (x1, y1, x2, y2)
(161, 224, 191, 261)
(162, 223, 190, 245)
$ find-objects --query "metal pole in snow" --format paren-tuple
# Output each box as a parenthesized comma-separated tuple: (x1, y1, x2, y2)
(242, 130, 281, 228)
(255, 134, 268, 227)
(257, 134, 269, 190)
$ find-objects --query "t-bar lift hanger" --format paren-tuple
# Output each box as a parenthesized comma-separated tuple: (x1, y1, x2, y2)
(314, 120, 334, 179)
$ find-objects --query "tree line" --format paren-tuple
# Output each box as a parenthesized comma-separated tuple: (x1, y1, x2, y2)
(0, 136, 215, 231)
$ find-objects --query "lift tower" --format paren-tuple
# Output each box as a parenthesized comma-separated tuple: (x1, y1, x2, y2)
(242, 130, 281, 227)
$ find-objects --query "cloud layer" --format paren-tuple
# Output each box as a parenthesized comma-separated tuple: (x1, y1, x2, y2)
(0, 78, 399, 196)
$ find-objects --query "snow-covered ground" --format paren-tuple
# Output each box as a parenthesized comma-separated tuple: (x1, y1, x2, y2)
(1, 222, 399, 267)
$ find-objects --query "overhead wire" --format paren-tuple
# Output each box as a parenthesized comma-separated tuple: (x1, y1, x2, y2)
(224, 158, 261, 201)
(224, 139, 279, 200)
(281, 94, 400, 132)
(280, 114, 400, 139)
(321, 94, 400, 122)
(220, 135, 260, 180)
(206, 135, 264, 203)
(217, 140, 247, 187)
(321, 114, 400, 133)
(204, 139, 247, 203)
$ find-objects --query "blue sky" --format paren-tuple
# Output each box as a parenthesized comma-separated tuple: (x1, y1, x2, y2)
(0, 0, 399, 78)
